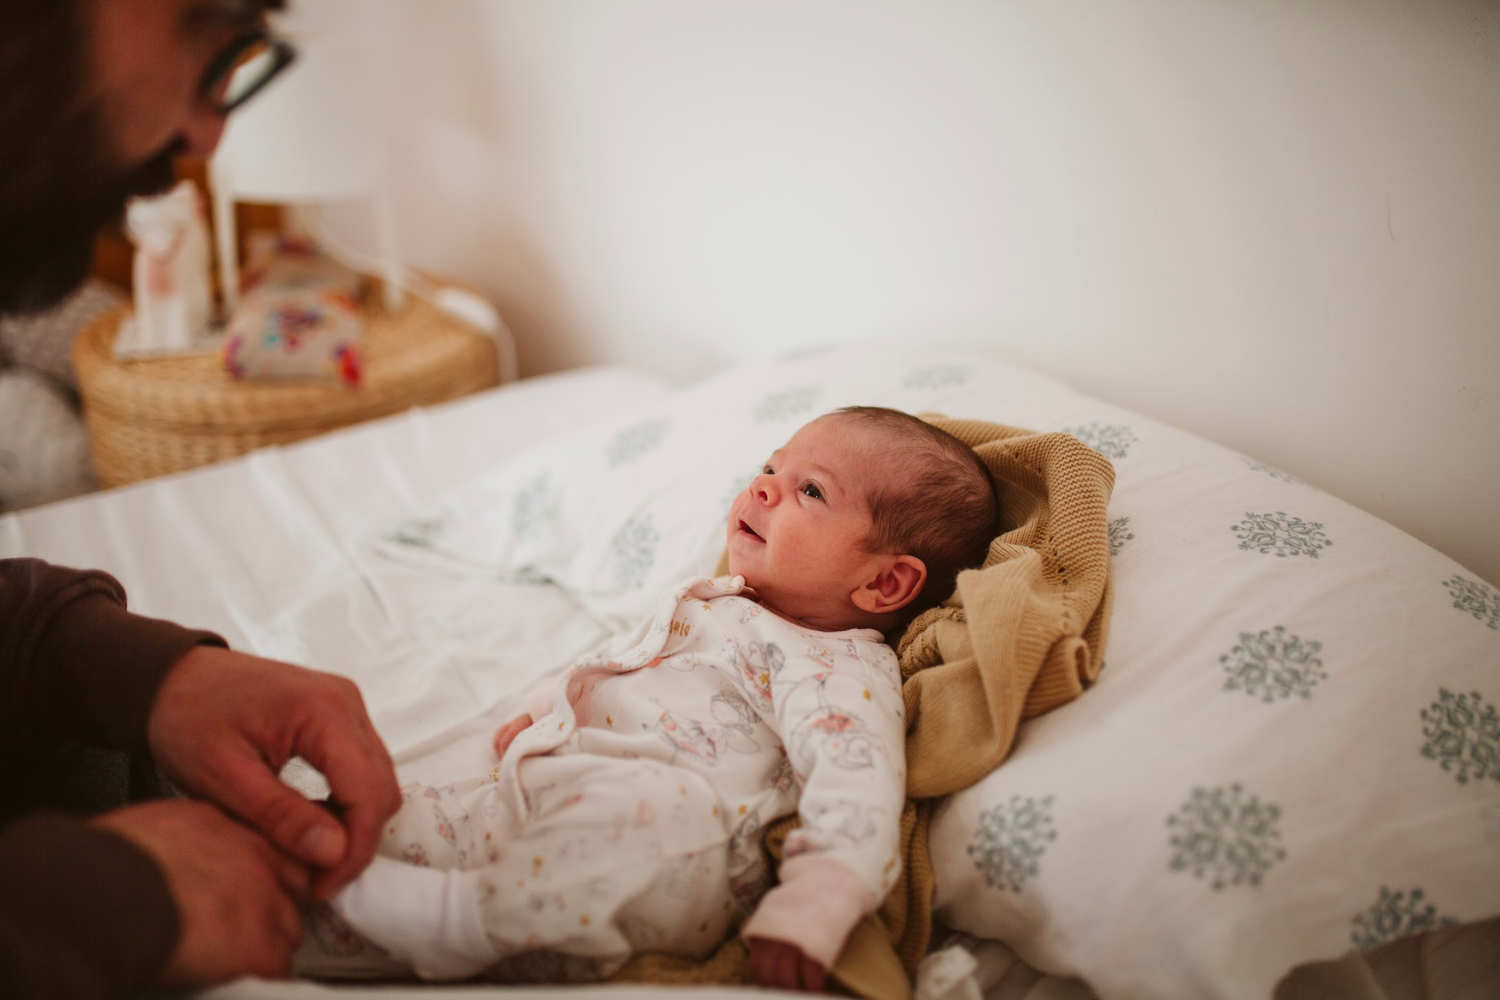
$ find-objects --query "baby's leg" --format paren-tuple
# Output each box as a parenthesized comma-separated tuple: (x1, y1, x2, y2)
(377, 775, 502, 870)
(296, 775, 512, 979)
(471, 754, 738, 978)
(309, 758, 738, 982)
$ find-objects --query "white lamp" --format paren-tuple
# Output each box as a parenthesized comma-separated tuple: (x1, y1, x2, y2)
(210, 35, 404, 313)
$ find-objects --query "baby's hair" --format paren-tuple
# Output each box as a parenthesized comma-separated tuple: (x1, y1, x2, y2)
(827, 406, 999, 617)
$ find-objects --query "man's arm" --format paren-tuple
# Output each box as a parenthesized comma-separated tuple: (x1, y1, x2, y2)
(1, 557, 403, 896)
(0, 815, 179, 1000)
(1, 802, 316, 999)
(0, 558, 290, 997)
(0, 557, 224, 756)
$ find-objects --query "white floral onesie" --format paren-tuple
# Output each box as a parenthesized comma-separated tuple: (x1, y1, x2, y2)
(332, 576, 905, 981)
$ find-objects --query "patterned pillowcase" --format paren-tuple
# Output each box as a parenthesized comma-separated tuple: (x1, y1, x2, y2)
(918, 375, 1500, 998)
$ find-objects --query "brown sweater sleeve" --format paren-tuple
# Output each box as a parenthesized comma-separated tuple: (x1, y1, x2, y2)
(0, 815, 180, 999)
(0, 557, 225, 755)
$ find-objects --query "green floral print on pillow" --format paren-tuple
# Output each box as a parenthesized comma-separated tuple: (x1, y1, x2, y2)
(1420, 689, 1500, 785)
(1167, 783, 1285, 890)
(1442, 574, 1500, 630)
(1242, 457, 1307, 486)
(967, 795, 1057, 893)
(1220, 625, 1326, 702)
(1061, 421, 1137, 460)
(1231, 511, 1332, 558)
(1351, 887, 1456, 952)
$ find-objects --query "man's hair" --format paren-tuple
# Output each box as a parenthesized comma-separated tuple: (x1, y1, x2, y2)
(830, 406, 1000, 618)
(1, 0, 139, 313)
(0, 0, 284, 314)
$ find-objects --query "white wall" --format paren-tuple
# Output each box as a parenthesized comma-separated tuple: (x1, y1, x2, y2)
(281, 0, 1500, 586)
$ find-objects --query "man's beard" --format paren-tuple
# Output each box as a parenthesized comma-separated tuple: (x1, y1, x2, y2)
(0, 103, 183, 316)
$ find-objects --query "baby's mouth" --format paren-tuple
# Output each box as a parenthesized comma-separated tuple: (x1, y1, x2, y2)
(737, 519, 764, 542)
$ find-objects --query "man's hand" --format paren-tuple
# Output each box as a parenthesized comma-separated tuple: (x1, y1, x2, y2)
(147, 645, 403, 900)
(95, 800, 310, 986)
(492, 713, 533, 759)
(748, 936, 827, 992)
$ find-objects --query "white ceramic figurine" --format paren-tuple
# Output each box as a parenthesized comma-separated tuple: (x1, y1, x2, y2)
(119, 179, 213, 356)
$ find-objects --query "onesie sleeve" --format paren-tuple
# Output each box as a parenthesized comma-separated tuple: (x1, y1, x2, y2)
(741, 639, 905, 968)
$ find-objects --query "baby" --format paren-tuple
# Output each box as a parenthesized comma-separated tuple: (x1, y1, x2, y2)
(331, 406, 998, 992)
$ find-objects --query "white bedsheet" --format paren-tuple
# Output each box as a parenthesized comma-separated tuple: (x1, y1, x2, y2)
(1, 368, 666, 782)
(5, 362, 1491, 1000)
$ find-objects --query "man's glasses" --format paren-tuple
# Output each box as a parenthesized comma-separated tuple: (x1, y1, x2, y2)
(199, 29, 298, 115)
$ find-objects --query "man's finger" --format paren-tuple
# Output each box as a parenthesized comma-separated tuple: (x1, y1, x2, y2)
(246, 925, 297, 981)
(251, 834, 315, 903)
(311, 796, 392, 900)
(297, 729, 402, 898)
(270, 889, 304, 948)
(218, 751, 349, 869)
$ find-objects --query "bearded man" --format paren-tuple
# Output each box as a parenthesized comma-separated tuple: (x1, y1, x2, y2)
(0, 4, 403, 997)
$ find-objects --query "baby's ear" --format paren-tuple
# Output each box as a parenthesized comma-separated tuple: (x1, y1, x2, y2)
(852, 555, 927, 616)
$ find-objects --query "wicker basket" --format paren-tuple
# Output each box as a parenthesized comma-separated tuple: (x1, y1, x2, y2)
(74, 293, 500, 487)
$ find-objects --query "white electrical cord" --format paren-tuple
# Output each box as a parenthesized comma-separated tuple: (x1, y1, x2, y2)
(294, 204, 519, 384)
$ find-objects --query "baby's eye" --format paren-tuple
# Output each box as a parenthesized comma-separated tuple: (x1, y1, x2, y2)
(801, 482, 824, 500)
(763, 464, 775, 475)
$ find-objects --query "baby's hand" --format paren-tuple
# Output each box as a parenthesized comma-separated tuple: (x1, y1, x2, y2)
(747, 936, 826, 993)
(491, 714, 533, 759)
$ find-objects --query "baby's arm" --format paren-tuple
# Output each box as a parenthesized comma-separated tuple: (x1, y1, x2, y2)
(743, 643, 906, 982)
(490, 672, 563, 758)
(494, 594, 669, 757)
(491, 713, 532, 758)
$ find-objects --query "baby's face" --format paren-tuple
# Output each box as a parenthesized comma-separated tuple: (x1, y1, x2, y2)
(726, 416, 890, 627)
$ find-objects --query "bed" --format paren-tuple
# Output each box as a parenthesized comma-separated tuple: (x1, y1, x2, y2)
(4, 342, 1497, 1000)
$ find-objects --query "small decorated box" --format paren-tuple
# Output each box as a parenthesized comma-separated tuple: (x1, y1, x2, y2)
(222, 235, 365, 386)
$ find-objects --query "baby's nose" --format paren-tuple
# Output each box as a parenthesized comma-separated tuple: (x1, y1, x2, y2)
(750, 473, 779, 504)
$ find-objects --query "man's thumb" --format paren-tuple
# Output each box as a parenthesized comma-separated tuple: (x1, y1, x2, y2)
(296, 817, 348, 868)
(229, 758, 349, 867)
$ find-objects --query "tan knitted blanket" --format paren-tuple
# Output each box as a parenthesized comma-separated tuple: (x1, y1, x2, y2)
(612, 417, 1116, 998)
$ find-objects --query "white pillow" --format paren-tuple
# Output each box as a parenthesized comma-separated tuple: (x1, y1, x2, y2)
(920, 361, 1500, 999)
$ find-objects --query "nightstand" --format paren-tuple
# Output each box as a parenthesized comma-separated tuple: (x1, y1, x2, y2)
(73, 292, 500, 488)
